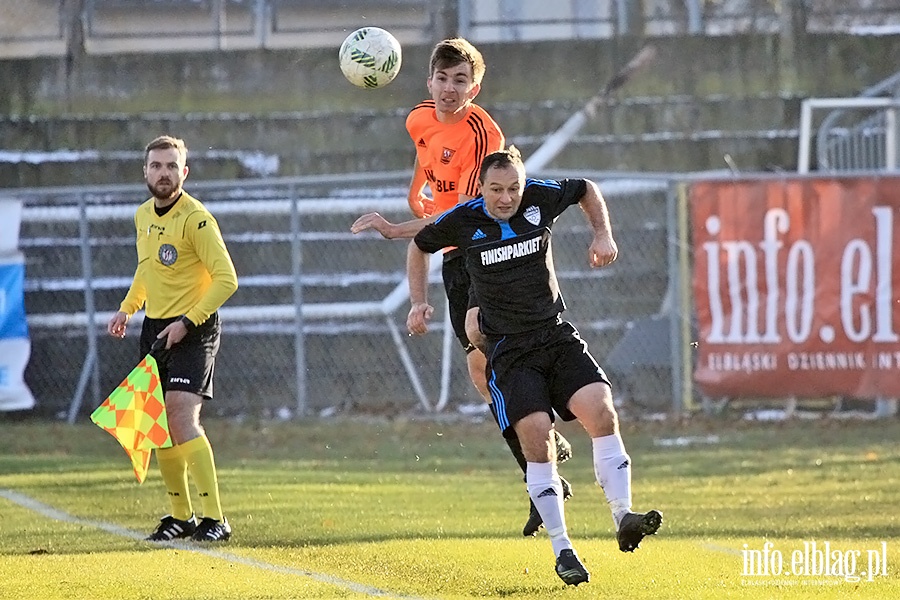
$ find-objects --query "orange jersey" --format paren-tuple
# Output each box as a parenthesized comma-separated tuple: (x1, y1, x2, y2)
(406, 101, 505, 213)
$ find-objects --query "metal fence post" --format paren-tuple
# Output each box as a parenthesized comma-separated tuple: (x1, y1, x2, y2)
(457, 0, 470, 38)
(499, 0, 521, 41)
(431, 0, 459, 42)
(685, 0, 702, 34)
(885, 107, 897, 171)
(614, 0, 629, 35)
(290, 183, 307, 417)
(668, 181, 694, 416)
(66, 192, 98, 423)
(666, 182, 682, 417)
(255, 0, 269, 48)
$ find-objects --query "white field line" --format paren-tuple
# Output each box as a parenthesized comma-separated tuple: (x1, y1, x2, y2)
(700, 542, 743, 556)
(0, 488, 425, 599)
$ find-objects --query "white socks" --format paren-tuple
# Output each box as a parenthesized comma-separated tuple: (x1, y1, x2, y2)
(526, 461, 571, 556)
(592, 433, 632, 528)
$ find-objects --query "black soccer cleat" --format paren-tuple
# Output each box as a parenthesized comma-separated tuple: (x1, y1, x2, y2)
(523, 501, 542, 537)
(555, 548, 590, 586)
(146, 514, 197, 541)
(522, 476, 573, 537)
(616, 509, 663, 552)
(554, 430, 573, 463)
(191, 516, 232, 542)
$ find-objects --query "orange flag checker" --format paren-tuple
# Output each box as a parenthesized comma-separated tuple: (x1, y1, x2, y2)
(90, 353, 172, 482)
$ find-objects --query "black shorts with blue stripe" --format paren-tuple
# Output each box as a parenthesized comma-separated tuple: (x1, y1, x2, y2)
(485, 319, 610, 436)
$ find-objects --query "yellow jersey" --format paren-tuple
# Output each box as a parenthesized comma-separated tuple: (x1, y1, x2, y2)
(120, 191, 238, 325)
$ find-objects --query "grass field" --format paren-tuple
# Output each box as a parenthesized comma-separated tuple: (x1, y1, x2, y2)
(1, 415, 898, 599)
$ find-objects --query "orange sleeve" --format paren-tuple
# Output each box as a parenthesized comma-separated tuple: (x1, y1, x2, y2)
(458, 107, 505, 198)
(405, 101, 433, 144)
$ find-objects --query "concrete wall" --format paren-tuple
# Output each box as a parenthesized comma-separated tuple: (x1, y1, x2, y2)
(1, 32, 899, 184)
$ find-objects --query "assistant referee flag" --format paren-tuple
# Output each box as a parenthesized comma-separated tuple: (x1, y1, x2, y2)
(90, 351, 171, 483)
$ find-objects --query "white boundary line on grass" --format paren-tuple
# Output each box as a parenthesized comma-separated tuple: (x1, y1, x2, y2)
(0, 488, 425, 599)
(701, 542, 743, 556)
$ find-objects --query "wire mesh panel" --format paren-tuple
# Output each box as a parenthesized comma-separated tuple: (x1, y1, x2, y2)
(547, 176, 674, 412)
(16, 175, 455, 419)
(14, 172, 676, 419)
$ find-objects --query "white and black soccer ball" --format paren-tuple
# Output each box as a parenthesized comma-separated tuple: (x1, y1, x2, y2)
(338, 27, 402, 89)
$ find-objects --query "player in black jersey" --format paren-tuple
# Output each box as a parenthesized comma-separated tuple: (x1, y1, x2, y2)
(351, 38, 574, 537)
(408, 147, 662, 586)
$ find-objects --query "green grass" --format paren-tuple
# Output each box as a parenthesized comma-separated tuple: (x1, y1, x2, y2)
(1, 416, 898, 599)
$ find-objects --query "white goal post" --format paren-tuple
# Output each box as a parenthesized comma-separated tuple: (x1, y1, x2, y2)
(797, 97, 900, 174)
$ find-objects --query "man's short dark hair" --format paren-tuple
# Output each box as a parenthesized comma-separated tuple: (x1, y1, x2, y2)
(429, 38, 486, 84)
(479, 146, 524, 183)
(144, 135, 187, 164)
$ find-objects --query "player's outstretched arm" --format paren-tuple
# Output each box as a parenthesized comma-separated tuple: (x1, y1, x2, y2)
(406, 240, 434, 334)
(578, 179, 618, 268)
(351, 212, 398, 238)
(351, 212, 438, 239)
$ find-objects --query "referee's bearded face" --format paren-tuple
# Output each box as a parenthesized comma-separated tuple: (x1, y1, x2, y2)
(144, 147, 188, 202)
(482, 164, 525, 221)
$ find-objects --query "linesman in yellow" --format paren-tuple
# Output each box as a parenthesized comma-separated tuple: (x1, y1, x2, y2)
(107, 135, 238, 542)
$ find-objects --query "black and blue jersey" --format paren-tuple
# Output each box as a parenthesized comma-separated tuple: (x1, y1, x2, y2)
(414, 177, 588, 336)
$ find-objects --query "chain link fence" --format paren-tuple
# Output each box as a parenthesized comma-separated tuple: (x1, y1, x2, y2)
(13, 171, 676, 420)
(14, 170, 899, 422)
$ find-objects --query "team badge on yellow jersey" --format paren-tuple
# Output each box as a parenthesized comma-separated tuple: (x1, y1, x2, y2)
(159, 244, 178, 266)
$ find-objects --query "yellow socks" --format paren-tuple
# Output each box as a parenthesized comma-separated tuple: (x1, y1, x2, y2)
(180, 435, 224, 521)
(155, 445, 192, 521)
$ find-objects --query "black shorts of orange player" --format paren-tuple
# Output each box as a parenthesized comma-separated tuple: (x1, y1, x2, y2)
(441, 252, 478, 353)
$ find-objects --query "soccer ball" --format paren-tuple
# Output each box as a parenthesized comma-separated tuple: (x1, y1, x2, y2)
(338, 27, 402, 89)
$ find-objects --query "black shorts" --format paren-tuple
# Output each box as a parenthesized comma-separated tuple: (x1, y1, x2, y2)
(140, 312, 221, 400)
(441, 254, 476, 352)
(485, 319, 611, 436)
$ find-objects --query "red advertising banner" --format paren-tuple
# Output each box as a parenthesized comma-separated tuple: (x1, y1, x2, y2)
(691, 176, 900, 399)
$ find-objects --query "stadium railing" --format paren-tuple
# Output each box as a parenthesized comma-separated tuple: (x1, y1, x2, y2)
(15, 173, 454, 421)
(10, 171, 675, 421)
(802, 70, 900, 173)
